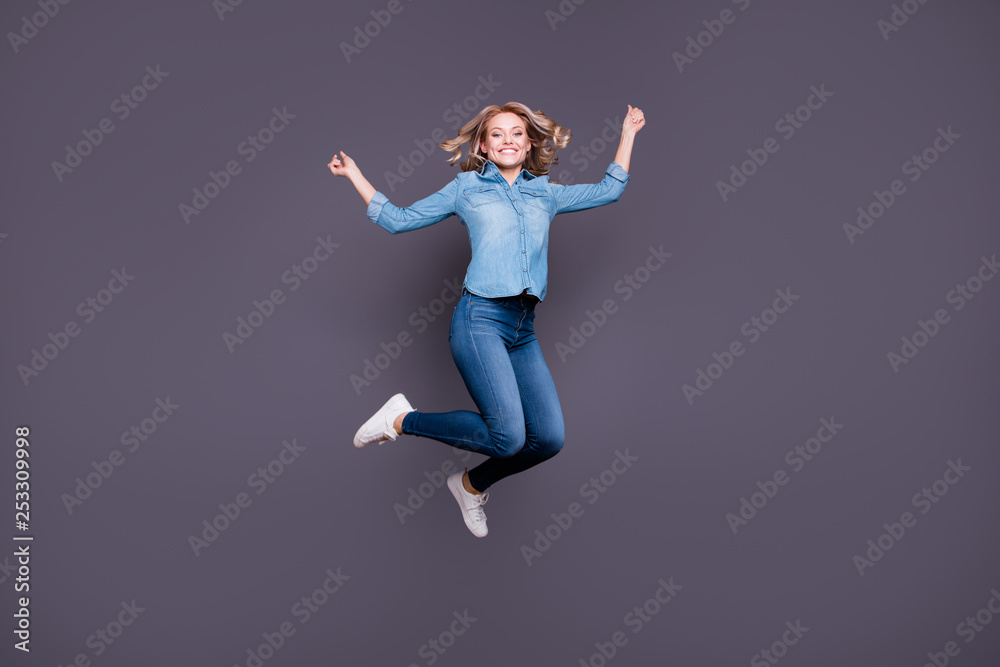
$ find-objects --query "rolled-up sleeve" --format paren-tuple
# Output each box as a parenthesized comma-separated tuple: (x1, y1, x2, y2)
(551, 161, 630, 216)
(366, 179, 458, 234)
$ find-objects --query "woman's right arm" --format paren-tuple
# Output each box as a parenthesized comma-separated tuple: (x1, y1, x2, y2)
(328, 150, 457, 234)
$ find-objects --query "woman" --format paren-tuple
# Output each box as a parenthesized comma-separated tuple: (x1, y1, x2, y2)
(328, 101, 645, 537)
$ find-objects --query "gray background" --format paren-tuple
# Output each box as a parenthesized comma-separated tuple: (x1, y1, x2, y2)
(2, 0, 998, 664)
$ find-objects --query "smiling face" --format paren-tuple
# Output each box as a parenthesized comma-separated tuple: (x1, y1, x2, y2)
(479, 112, 532, 170)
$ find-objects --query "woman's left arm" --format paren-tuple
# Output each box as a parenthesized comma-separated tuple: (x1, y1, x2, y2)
(613, 104, 645, 173)
(549, 105, 646, 216)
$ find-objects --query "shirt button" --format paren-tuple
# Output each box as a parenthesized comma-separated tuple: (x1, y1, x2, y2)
(521, 250, 525, 253)
(523, 269, 527, 272)
(519, 212, 522, 216)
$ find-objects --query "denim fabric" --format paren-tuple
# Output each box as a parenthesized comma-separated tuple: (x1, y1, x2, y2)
(366, 160, 630, 301)
(401, 288, 565, 492)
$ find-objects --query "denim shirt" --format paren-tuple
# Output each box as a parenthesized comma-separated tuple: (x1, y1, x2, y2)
(365, 160, 630, 301)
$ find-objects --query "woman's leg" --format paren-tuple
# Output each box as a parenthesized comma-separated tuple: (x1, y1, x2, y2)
(466, 312, 565, 492)
(399, 291, 528, 461)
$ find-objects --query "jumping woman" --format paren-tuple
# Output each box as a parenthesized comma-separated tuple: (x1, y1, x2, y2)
(328, 101, 645, 537)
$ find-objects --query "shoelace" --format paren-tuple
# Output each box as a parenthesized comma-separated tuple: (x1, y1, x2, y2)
(469, 492, 489, 524)
(380, 410, 405, 443)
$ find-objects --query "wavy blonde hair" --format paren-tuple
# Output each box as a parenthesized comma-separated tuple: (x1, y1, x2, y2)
(438, 102, 571, 181)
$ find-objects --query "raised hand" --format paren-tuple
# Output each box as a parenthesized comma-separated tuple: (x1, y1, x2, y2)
(623, 105, 646, 136)
(328, 150, 357, 177)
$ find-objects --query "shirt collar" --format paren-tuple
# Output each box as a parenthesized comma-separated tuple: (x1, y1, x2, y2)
(480, 159, 537, 182)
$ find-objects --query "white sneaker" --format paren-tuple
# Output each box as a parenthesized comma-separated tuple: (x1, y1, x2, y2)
(447, 469, 489, 537)
(353, 393, 414, 448)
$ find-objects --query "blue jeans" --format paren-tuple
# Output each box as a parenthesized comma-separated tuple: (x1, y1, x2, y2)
(401, 288, 565, 492)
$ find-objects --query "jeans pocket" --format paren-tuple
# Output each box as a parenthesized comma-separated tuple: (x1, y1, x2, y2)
(468, 297, 505, 334)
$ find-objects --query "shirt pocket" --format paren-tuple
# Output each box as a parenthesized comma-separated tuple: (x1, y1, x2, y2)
(462, 186, 505, 209)
(518, 186, 551, 214)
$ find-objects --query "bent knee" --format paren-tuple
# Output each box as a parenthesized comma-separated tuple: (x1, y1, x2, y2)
(476, 424, 527, 458)
(540, 434, 565, 458)
(493, 436, 527, 458)
(535, 422, 565, 458)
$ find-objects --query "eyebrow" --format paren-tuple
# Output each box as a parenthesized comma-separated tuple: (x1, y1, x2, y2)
(488, 125, 525, 132)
